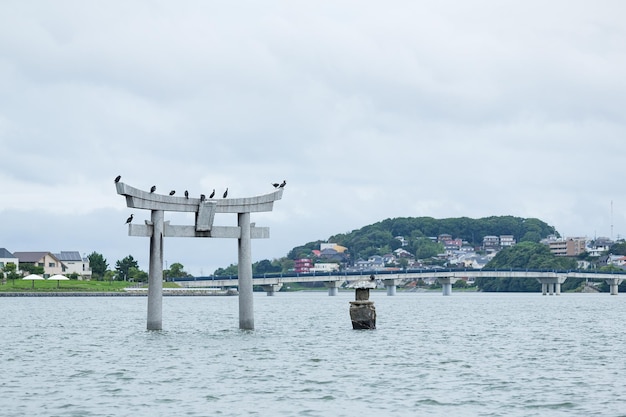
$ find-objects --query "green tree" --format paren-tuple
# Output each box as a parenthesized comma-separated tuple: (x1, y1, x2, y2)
(253, 259, 282, 275)
(476, 242, 577, 292)
(277, 258, 294, 273)
(610, 241, 626, 256)
(214, 264, 238, 277)
(287, 240, 324, 260)
(415, 237, 444, 260)
(87, 252, 108, 280)
(20, 264, 44, 275)
(485, 242, 576, 270)
(164, 262, 191, 279)
(115, 255, 139, 281)
(453, 279, 468, 288)
(104, 270, 116, 284)
(3, 263, 20, 284)
(128, 267, 148, 282)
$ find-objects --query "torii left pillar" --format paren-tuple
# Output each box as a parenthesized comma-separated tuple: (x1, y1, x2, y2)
(147, 210, 164, 330)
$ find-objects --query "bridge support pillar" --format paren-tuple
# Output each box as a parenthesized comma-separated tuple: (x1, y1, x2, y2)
(238, 212, 254, 330)
(537, 276, 567, 296)
(262, 283, 282, 296)
(605, 278, 623, 295)
(438, 277, 458, 296)
(383, 279, 398, 296)
(147, 209, 164, 330)
(324, 281, 343, 296)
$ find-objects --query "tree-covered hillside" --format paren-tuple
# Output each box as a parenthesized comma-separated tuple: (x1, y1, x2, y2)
(287, 216, 557, 261)
(476, 241, 579, 292)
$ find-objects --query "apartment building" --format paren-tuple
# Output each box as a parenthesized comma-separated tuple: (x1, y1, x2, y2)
(547, 237, 587, 257)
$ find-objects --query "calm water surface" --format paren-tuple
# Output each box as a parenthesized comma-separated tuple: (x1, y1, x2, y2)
(1, 292, 626, 417)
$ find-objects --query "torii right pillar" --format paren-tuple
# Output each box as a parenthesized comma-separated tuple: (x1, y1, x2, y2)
(238, 212, 254, 329)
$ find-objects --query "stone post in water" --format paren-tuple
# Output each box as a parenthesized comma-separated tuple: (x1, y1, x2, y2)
(349, 275, 377, 330)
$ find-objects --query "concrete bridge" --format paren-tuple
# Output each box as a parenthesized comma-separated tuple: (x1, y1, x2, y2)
(172, 268, 626, 296)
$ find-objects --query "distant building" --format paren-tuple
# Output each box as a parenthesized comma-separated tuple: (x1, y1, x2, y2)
(382, 253, 396, 265)
(0, 248, 19, 270)
(444, 239, 463, 254)
(586, 237, 612, 257)
(354, 256, 385, 271)
(460, 244, 475, 253)
(54, 251, 92, 279)
(294, 258, 313, 273)
(500, 235, 516, 247)
(614, 256, 626, 267)
(320, 243, 348, 253)
(367, 255, 385, 269)
(595, 237, 614, 248)
(393, 248, 413, 259)
(13, 251, 65, 277)
(394, 236, 408, 247)
(546, 237, 587, 257)
(311, 263, 339, 273)
(482, 236, 500, 252)
(438, 234, 452, 243)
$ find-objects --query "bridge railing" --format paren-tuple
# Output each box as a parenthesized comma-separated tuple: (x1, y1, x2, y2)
(168, 267, 626, 282)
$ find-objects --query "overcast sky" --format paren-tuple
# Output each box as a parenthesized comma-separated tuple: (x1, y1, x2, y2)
(1, 1, 625, 275)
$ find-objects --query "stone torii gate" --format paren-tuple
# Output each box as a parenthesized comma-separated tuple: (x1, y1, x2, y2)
(115, 182, 284, 331)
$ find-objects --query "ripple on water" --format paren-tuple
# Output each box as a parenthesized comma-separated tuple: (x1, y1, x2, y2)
(2, 293, 626, 417)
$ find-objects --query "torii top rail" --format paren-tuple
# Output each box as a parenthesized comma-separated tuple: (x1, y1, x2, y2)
(115, 182, 284, 331)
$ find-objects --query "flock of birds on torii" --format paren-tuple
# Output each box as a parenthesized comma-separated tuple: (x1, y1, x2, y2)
(115, 175, 286, 225)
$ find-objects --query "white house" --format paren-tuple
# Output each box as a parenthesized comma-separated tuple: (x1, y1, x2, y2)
(311, 263, 340, 273)
(55, 251, 92, 279)
(0, 248, 19, 271)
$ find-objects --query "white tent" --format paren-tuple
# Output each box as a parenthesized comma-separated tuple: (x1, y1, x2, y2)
(48, 274, 70, 288)
(22, 274, 45, 288)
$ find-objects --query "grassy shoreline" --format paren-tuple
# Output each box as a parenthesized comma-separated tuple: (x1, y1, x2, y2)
(0, 280, 181, 293)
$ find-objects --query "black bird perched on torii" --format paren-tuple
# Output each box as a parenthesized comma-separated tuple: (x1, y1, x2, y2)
(273, 180, 287, 188)
(169, 190, 176, 196)
(209, 189, 215, 199)
(114, 175, 121, 183)
(223, 188, 228, 198)
(184, 190, 189, 198)
(150, 185, 156, 193)
(125, 214, 134, 224)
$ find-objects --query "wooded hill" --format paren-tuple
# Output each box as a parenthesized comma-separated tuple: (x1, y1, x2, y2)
(287, 215, 558, 262)
(214, 215, 626, 292)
